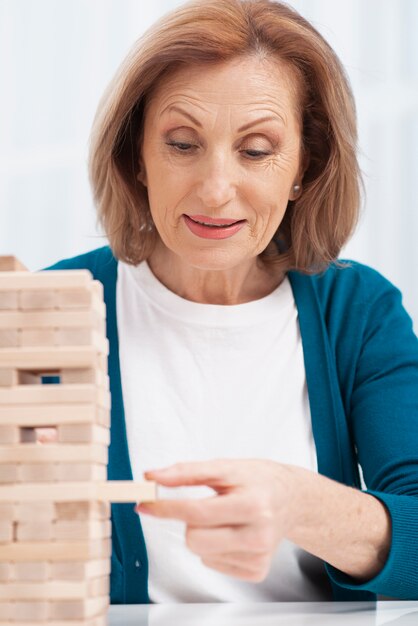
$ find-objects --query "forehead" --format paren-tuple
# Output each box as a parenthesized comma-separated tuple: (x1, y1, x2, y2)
(146, 56, 300, 120)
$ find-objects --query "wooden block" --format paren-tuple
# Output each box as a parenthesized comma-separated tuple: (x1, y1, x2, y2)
(0, 581, 94, 600)
(0, 538, 111, 561)
(56, 289, 98, 310)
(55, 501, 110, 522)
(0, 464, 18, 483)
(0, 384, 110, 409)
(16, 521, 54, 541)
(20, 289, 57, 310)
(48, 596, 108, 620)
(56, 328, 104, 347)
(19, 463, 58, 482)
(14, 561, 49, 581)
(88, 576, 109, 597)
(97, 480, 157, 503)
(0, 270, 93, 291)
(55, 464, 107, 482)
(0, 480, 156, 503)
(0, 443, 108, 465)
(0, 347, 103, 369)
(0, 329, 19, 347)
(0, 603, 14, 620)
(0, 425, 19, 443)
(54, 519, 111, 541)
(0, 562, 13, 582)
(15, 502, 56, 522)
(51, 559, 110, 581)
(0, 256, 28, 272)
(0, 617, 107, 626)
(60, 368, 108, 388)
(21, 328, 55, 346)
(0, 503, 15, 519)
(14, 600, 48, 621)
(0, 368, 18, 386)
(0, 309, 105, 330)
(0, 403, 100, 426)
(0, 521, 13, 542)
(57, 424, 110, 445)
(0, 291, 18, 310)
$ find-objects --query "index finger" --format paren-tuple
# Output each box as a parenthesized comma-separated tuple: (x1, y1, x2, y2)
(135, 492, 254, 526)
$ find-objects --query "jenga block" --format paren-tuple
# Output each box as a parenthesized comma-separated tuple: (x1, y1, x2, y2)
(14, 561, 49, 581)
(55, 501, 110, 521)
(60, 368, 108, 388)
(0, 562, 13, 582)
(16, 521, 54, 541)
(20, 327, 55, 346)
(0, 309, 105, 330)
(0, 581, 96, 600)
(0, 403, 101, 426)
(14, 600, 48, 621)
(57, 424, 110, 445)
(0, 480, 156, 503)
(55, 464, 107, 482)
(56, 289, 97, 310)
(48, 596, 108, 620)
(18, 463, 58, 482)
(0, 617, 107, 626)
(0, 503, 15, 519)
(0, 270, 92, 291)
(0, 443, 108, 465)
(20, 289, 57, 310)
(0, 256, 28, 271)
(51, 559, 110, 581)
(0, 329, 19, 347)
(0, 346, 104, 369)
(56, 328, 104, 347)
(0, 521, 13, 542)
(54, 520, 111, 541)
(0, 425, 19, 443)
(16, 502, 55, 521)
(0, 464, 18, 483)
(0, 603, 13, 620)
(0, 538, 111, 561)
(89, 576, 109, 597)
(0, 384, 110, 409)
(0, 368, 18, 386)
(0, 291, 18, 310)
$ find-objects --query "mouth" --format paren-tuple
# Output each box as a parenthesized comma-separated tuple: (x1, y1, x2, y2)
(185, 214, 246, 228)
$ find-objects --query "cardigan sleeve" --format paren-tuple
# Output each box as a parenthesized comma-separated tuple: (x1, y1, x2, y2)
(325, 269, 418, 599)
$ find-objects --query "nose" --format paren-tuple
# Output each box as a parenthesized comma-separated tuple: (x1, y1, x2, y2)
(195, 152, 237, 209)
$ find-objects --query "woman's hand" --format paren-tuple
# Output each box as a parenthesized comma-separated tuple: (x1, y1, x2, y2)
(136, 459, 392, 582)
(135, 459, 297, 581)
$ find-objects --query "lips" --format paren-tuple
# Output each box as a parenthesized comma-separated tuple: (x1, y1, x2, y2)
(186, 214, 244, 227)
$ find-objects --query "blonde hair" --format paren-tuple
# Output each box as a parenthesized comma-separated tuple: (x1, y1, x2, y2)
(89, 0, 361, 273)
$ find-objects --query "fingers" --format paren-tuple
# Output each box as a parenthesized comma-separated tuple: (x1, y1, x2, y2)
(144, 460, 243, 490)
(136, 492, 255, 526)
(201, 552, 271, 582)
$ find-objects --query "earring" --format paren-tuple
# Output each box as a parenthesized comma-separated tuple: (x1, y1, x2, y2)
(293, 184, 300, 193)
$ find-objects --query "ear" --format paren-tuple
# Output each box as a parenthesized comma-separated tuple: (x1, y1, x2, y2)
(137, 158, 147, 187)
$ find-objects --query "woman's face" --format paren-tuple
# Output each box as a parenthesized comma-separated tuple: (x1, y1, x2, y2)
(139, 55, 303, 272)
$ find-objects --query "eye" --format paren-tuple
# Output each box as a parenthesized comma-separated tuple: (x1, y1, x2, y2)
(242, 150, 271, 159)
(166, 141, 196, 153)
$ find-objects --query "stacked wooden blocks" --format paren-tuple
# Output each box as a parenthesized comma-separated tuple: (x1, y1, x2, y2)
(0, 257, 155, 626)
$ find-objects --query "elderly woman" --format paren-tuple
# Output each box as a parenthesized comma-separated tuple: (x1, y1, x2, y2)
(49, 0, 418, 604)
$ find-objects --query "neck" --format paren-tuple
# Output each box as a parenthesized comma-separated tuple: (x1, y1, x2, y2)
(146, 240, 284, 305)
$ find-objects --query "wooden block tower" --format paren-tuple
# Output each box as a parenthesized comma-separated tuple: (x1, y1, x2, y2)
(0, 256, 155, 626)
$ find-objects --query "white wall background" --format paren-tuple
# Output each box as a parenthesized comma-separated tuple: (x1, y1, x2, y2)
(0, 0, 417, 329)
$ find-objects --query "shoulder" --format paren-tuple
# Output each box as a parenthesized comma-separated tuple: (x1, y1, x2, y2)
(45, 246, 117, 279)
(299, 259, 403, 314)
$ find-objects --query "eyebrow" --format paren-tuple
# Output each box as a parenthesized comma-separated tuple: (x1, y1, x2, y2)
(164, 105, 283, 132)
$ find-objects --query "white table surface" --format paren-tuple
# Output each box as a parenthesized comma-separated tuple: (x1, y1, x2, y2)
(108, 601, 418, 626)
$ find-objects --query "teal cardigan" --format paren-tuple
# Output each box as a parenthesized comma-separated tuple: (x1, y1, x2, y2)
(48, 246, 418, 603)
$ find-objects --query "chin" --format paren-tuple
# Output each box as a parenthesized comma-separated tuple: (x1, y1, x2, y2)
(181, 247, 247, 272)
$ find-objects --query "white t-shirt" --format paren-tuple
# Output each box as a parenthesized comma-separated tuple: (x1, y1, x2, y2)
(117, 260, 332, 602)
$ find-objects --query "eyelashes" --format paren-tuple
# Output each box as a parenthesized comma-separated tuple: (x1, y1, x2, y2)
(165, 141, 272, 160)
